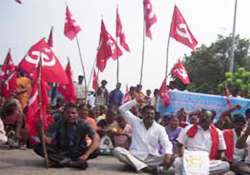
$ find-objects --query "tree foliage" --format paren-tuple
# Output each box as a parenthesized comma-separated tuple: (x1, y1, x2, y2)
(182, 35, 250, 94)
(218, 68, 250, 98)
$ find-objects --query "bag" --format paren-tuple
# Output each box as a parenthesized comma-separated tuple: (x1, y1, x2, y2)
(99, 135, 113, 155)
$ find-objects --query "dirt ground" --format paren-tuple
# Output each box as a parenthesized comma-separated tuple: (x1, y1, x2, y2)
(0, 149, 150, 175)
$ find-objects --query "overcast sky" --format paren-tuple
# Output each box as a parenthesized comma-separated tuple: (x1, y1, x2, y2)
(0, 0, 249, 92)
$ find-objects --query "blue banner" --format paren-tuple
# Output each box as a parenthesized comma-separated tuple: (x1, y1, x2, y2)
(159, 90, 250, 120)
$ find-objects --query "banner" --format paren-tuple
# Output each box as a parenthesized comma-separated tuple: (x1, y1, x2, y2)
(183, 150, 209, 175)
(158, 90, 250, 120)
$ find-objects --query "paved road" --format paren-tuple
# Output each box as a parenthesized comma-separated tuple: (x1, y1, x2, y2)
(0, 149, 149, 175)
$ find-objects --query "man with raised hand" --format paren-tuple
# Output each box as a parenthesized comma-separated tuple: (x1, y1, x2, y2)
(113, 96, 173, 173)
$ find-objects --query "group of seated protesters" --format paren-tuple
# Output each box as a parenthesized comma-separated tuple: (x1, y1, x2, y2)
(2, 83, 250, 175)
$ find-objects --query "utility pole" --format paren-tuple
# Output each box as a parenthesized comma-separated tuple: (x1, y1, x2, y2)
(229, 0, 238, 72)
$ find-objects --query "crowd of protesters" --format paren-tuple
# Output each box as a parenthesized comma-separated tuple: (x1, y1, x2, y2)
(1, 73, 250, 175)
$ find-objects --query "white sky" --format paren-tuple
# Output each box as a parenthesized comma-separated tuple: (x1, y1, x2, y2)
(0, 0, 249, 92)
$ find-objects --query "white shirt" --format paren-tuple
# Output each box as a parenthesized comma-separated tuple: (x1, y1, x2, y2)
(231, 129, 245, 162)
(87, 94, 96, 108)
(75, 83, 86, 99)
(177, 124, 226, 153)
(0, 118, 7, 144)
(119, 100, 172, 160)
(150, 96, 160, 111)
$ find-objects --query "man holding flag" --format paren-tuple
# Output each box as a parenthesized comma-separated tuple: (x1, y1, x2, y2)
(33, 103, 100, 169)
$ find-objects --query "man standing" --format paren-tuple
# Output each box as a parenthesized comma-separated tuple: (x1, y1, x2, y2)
(109, 82, 123, 108)
(150, 89, 160, 112)
(15, 72, 32, 111)
(75, 75, 87, 104)
(95, 80, 109, 106)
(34, 103, 100, 169)
(113, 98, 173, 172)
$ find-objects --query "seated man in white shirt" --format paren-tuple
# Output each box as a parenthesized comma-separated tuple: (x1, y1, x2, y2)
(174, 109, 232, 175)
(235, 115, 250, 174)
(224, 114, 245, 162)
(113, 98, 173, 173)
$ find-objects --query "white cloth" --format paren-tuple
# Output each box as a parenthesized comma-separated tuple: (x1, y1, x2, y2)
(177, 124, 226, 153)
(75, 83, 86, 99)
(183, 150, 209, 175)
(113, 147, 165, 171)
(230, 129, 246, 162)
(87, 94, 95, 108)
(0, 118, 7, 144)
(244, 136, 250, 163)
(150, 96, 160, 112)
(119, 100, 172, 160)
(174, 157, 230, 175)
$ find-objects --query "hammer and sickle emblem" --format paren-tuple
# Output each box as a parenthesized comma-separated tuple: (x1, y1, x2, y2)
(176, 24, 193, 44)
(176, 67, 188, 79)
(25, 47, 56, 67)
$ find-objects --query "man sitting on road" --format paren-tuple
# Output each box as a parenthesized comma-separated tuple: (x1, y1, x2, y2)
(113, 97, 173, 173)
(174, 109, 233, 175)
(34, 103, 100, 169)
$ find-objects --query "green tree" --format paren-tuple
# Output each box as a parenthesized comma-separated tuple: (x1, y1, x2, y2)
(183, 35, 250, 94)
(218, 68, 250, 97)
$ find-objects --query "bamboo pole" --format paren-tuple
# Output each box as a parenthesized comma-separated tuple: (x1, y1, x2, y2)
(139, 15, 146, 85)
(165, 36, 171, 78)
(87, 59, 96, 91)
(38, 56, 49, 168)
(116, 5, 120, 84)
(116, 36, 120, 84)
(75, 36, 88, 102)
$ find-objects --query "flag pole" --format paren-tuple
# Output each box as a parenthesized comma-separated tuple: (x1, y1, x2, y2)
(94, 69, 100, 94)
(67, 57, 70, 65)
(75, 36, 88, 102)
(116, 36, 120, 84)
(139, 15, 146, 85)
(116, 5, 120, 84)
(165, 35, 171, 78)
(87, 59, 96, 91)
(38, 55, 49, 169)
(229, 0, 238, 72)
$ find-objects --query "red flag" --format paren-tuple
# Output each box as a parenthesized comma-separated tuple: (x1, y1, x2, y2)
(96, 20, 122, 71)
(116, 7, 130, 52)
(58, 61, 77, 103)
(92, 69, 98, 91)
(15, 0, 22, 4)
(47, 26, 54, 47)
(64, 6, 81, 40)
(0, 50, 15, 81)
(171, 59, 190, 85)
(170, 5, 198, 50)
(26, 81, 50, 137)
(18, 38, 68, 84)
(159, 78, 170, 107)
(143, 0, 157, 39)
(26, 61, 49, 137)
(2, 71, 17, 98)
